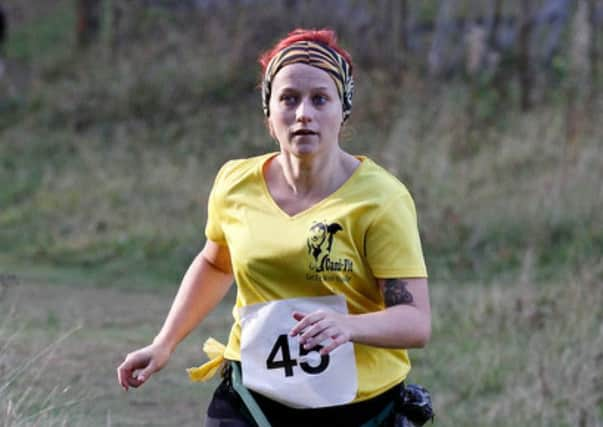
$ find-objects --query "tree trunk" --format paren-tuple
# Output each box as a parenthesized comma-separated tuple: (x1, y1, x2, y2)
(390, 0, 405, 79)
(0, 5, 5, 83)
(0, 5, 6, 51)
(487, 0, 503, 49)
(570, 0, 591, 90)
(588, 0, 598, 96)
(401, 0, 408, 53)
(518, 0, 533, 111)
(565, 0, 591, 154)
(283, 0, 296, 10)
(76, 0, 102, 48)
(429, 0, 458, 77)
(538, 0, 571, 66)
(110, 0, 121, 50)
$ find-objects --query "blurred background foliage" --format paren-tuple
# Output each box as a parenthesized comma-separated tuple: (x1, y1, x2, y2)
(0, 0, 601, 287)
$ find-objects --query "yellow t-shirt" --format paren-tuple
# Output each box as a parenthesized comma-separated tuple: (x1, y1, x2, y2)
(205, 152, 427, 403)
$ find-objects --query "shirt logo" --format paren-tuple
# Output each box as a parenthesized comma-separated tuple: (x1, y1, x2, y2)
(306, 221, 353, 275)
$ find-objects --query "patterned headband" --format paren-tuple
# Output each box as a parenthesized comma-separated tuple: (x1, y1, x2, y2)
(262, 40, 354, 122)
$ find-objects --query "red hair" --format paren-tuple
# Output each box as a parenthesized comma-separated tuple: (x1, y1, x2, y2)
(259, 28, 353, 74)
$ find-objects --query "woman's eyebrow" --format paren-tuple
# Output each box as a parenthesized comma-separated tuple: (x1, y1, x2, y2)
(279, 86, 331, 92)
(278, 86, 299, 93)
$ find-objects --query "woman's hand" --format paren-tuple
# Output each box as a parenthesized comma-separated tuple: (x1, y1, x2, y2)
(116, 343, 172, 391)
(115, 242, 234, 392)
(289, 278, 430, 353)
(289, 310, 354, 355)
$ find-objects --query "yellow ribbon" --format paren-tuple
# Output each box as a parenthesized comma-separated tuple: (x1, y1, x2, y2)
(187, 337, 226, 382)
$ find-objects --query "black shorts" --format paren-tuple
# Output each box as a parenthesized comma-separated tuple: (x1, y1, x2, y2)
(205, 363, 402, 427)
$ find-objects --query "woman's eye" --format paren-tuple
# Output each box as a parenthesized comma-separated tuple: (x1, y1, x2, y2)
(281, 95, 298, 105)
(313, 95, 327, 105)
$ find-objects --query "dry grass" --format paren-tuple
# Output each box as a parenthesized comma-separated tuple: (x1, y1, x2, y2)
(1, 262, 601, 426)
(3, 75, 601, 284)
(380, 85, 603, 281)
(2, 1, 601, 285)
(0, 310, 85, 426)
(414, 260, 603, 427)
(0, 278, 235, 426)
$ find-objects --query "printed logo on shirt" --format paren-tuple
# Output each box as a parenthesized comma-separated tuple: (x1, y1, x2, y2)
(306, 221, 353, 282)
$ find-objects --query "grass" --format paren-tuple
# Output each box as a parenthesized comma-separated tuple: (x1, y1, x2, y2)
(1, 260, 601, 426)
(1, 78, 601, 287)
(412, 260, 603, 426)
(0, 277, 234, 426)
(3, 0, 74, 63)
(0, 312, 86, 426)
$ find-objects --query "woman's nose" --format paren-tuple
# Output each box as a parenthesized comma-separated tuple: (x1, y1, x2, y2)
(295, 98, 313, 123)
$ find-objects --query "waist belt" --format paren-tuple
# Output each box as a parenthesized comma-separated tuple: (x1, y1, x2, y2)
(230, 361, 272, 427)
(230, 361, 395, 427)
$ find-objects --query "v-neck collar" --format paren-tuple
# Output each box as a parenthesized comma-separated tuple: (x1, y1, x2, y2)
(257, 152, 367, 220)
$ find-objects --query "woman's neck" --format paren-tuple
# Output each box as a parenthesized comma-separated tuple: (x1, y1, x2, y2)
(274, 148, 359, 199)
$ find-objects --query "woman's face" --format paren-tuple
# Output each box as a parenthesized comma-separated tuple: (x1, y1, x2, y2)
(268, 63, 343, 158)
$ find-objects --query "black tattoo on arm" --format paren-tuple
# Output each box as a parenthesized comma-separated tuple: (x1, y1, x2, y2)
(383, 279, 414, 307)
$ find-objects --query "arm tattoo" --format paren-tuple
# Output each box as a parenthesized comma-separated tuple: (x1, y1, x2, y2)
(383, 279, 414, 307)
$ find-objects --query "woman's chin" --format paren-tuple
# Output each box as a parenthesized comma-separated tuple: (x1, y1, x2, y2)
(288, 141, 320, 157)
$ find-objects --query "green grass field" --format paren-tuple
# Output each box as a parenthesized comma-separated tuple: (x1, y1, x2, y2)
(2, 265, 601, 426)
(1, 2, 602, 426)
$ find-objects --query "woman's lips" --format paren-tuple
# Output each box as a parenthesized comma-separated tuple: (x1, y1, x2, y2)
(292, 129, 318, 136)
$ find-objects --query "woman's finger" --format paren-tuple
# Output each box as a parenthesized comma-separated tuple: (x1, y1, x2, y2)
(126, 373, 145, 388)
(302, 326, 338, 348)
(290, 311, 325, 336)
(117, 359, 136, 391)
(117, 365, 129, 391)
(117, 351, 151, 390)
(299, 320, 331, 344)
(320, 334, 349, 355)
(135, 360, 158, 384)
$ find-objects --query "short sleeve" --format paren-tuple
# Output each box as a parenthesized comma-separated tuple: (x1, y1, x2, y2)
(365, 193, 427, 278)
(204, 164, 228, 244)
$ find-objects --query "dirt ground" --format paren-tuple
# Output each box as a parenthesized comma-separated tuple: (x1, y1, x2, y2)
(0, 276, 235, 426)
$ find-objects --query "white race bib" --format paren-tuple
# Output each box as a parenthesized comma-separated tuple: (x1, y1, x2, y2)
(238, 295, 358, 408)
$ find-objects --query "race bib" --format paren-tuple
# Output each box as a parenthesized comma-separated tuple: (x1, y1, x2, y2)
(238, 295, 358, 408)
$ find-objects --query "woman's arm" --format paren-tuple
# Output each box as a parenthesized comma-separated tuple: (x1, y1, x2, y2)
(116, 240, 233, 390)
(290, 277, 431, 355)
(153, 240, 233, 352)
(348, 277, 431, 348)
